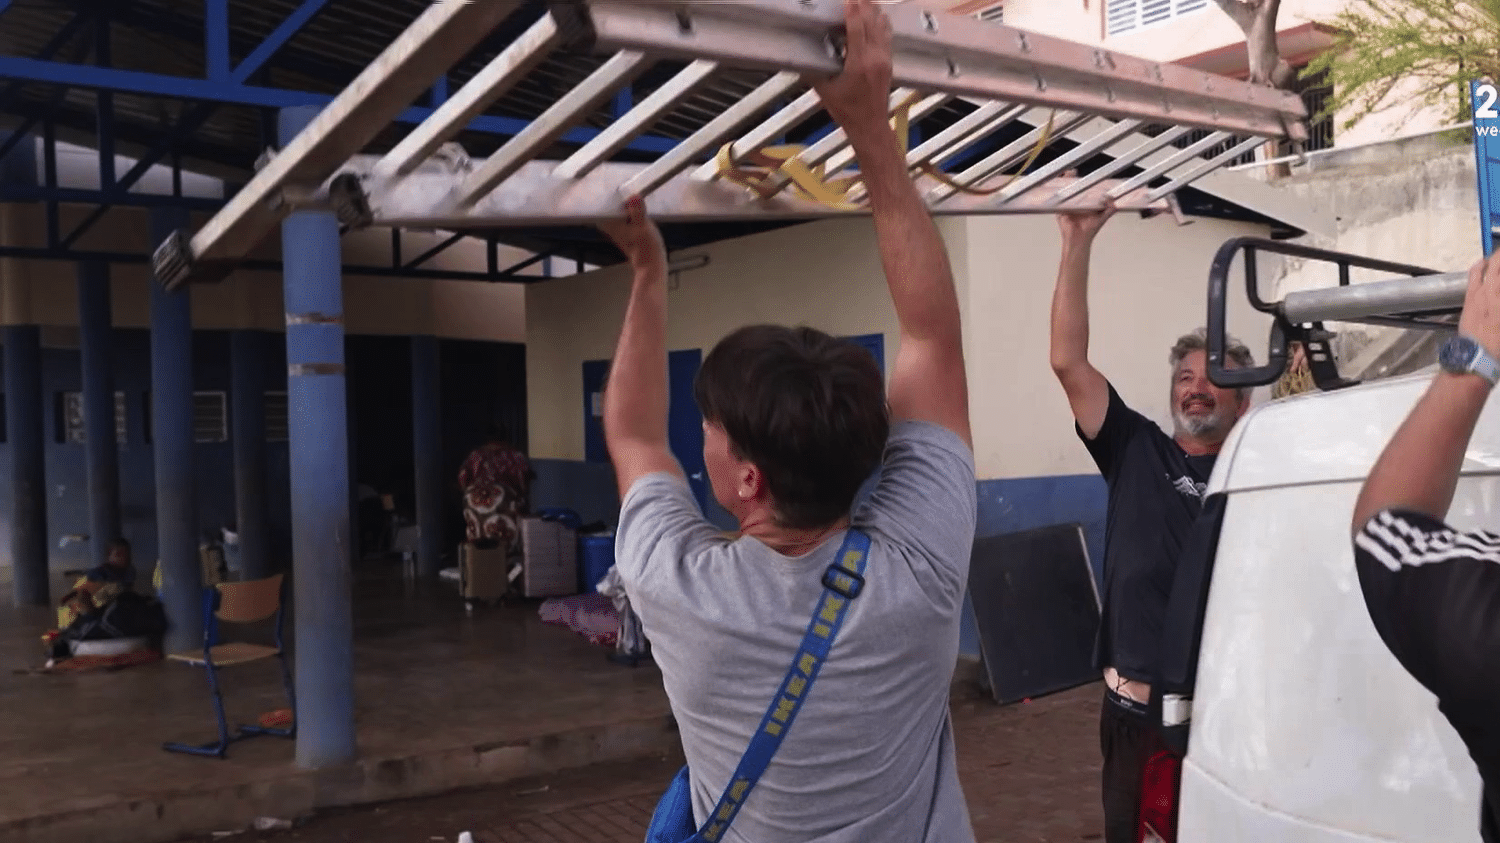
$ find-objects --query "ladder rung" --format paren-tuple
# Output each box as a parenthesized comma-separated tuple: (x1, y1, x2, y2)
(621, 71, 802, 197)
(928, 112, 1093, 204)
(452, 51, 649, 210)
(757, 90, 950, 200)
(998, 118, 1144, 203)
(554, 59, 720, 180)
(376, 13, 564, 180)
(1142, 136, 1268, 201)
(1101, 131, 1235, 199)
(1047, 124, 1193, 204)
(692, 88, 826, 181)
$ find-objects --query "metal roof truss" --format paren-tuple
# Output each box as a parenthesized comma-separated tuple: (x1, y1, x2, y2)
(155, 0, 1309, 289)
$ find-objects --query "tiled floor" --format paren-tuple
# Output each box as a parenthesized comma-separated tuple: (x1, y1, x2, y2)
(178, 683, 1107, 843)
(0, 564, 671, 830)
(2, 564, 1106, 843)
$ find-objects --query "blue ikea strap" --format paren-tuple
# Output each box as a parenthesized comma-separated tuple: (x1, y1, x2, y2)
(694, 529, 872, 843)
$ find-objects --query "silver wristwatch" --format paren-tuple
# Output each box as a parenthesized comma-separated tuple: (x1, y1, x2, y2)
(1438, 334, 1500, 386)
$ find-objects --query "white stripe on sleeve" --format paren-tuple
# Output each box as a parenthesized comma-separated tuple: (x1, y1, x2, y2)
(1355, 509, 1500, 572)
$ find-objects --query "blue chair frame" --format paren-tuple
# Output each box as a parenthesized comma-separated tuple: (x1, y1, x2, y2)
(162, 576, 297, 759)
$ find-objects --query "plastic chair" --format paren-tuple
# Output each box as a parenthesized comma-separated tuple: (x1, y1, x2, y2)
(162, 573, 296, 758)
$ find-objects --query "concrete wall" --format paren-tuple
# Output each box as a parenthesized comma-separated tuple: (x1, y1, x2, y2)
(524, 210, 1276, 653)
(525, 218, 917, 461)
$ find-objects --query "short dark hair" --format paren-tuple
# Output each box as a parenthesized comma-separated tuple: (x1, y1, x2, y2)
(107, 537, 130, 556)
(694, 325, 889, 529)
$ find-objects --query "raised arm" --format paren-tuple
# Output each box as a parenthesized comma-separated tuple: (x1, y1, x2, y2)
(598, 196, 684, 499)
(811, 0, 970, 449)
(1351, 254, 1500, 534)
(1050, 208, 1115, 439)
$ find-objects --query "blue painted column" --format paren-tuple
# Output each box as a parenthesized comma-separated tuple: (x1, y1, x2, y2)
(77, 261, 120, 570)
(3, 137, 48, 606)
(150, 207, 203, 653)
(230, 329, 270, 579)
(346, 366, 360, 567)
(411, 335, 442, 578)
(6, 325, 48, 606)
(279, 104, 357, 769)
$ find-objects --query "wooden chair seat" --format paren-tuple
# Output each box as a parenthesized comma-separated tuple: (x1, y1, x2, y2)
(168, 642, 280, 667)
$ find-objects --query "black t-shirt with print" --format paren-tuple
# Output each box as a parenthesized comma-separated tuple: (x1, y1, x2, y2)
(1077, 382, 1216, 684)
(1354, 508, 1500, 843)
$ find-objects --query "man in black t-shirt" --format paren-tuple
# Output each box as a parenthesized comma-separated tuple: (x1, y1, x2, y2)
(1048, 203, 1255, 843)
(1351, 252, 1500, 843)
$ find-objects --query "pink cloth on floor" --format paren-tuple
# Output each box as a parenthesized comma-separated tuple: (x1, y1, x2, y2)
(538, 595, 619, 647)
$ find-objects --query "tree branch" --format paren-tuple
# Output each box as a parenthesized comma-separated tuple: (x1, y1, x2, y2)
(1210, 0, 1257, 30)
(1214, 0, 1293, 88)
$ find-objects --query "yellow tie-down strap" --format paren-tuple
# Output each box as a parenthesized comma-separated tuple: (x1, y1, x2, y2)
(715, 92, 1057, 210)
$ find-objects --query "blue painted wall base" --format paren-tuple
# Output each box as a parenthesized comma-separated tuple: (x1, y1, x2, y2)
(529, 461, 1109, 660)
(961, 474, 1107, 657)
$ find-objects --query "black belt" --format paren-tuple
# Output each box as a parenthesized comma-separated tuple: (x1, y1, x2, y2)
(1104, 684, 1150, 719)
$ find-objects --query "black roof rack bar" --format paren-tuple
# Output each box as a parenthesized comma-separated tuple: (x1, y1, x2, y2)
(1206, 237, 1449, 392)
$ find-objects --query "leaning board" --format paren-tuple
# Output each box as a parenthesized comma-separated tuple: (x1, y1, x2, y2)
(968, 522, 1102, 706)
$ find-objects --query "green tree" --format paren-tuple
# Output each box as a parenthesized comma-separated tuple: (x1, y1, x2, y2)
(1302, 0, 1500, 130)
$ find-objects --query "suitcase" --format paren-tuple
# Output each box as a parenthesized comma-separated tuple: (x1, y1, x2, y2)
(460, 542, 511, 603)
(519, 516, 577, 598)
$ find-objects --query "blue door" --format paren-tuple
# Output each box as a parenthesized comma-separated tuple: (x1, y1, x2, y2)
(582, 359, 610, 464)
(582, 350, 709, 513)
(845, 333, 885, 374)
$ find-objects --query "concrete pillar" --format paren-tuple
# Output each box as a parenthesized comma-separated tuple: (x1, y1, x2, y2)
(230, 329, 270, 580)
(6, 326, 47, 606)
(411, 334, 442, 578)
(279, 104, 356, 769)
(346, 360, 360, 566)
(150, 207, 203, 653)
(3, 137, 48, 606)
(77, 261, 120, 569)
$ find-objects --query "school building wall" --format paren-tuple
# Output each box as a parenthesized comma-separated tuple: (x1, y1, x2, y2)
(0, 202, 531, 582)
(524, 211, 1275, 654)
(990, 0, 1450, 149)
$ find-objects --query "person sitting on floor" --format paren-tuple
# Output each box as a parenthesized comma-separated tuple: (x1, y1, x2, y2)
(44, 537, 163, 661)
(57, 537, 137, 629)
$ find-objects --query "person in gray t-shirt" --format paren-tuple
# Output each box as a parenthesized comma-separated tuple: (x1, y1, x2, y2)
(595, 2, 976, 840)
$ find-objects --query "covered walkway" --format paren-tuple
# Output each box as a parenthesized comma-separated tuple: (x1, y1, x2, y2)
(0, 566, 673, 843)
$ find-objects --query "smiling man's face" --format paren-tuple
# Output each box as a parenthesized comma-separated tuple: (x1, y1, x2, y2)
(1169, 348, 1247, 440)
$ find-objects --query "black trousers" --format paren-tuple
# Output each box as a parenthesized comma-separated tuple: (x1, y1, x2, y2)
(1100, 688, 1171, 843)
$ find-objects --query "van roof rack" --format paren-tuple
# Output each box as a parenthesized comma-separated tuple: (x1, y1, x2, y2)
(1206, 237, 1461, 392)
(152, 0, 1309, 289)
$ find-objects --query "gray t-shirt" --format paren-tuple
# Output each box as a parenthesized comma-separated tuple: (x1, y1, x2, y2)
(616, 420, 978, 843)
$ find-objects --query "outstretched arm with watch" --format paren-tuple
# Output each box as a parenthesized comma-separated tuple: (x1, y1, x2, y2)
(1351, 254, 1500, 535)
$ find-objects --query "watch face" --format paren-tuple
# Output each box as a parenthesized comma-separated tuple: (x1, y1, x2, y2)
(1441, 336, 1478, 373)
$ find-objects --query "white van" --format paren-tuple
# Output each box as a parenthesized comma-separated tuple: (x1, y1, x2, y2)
(1149, 239, 1488, 842)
